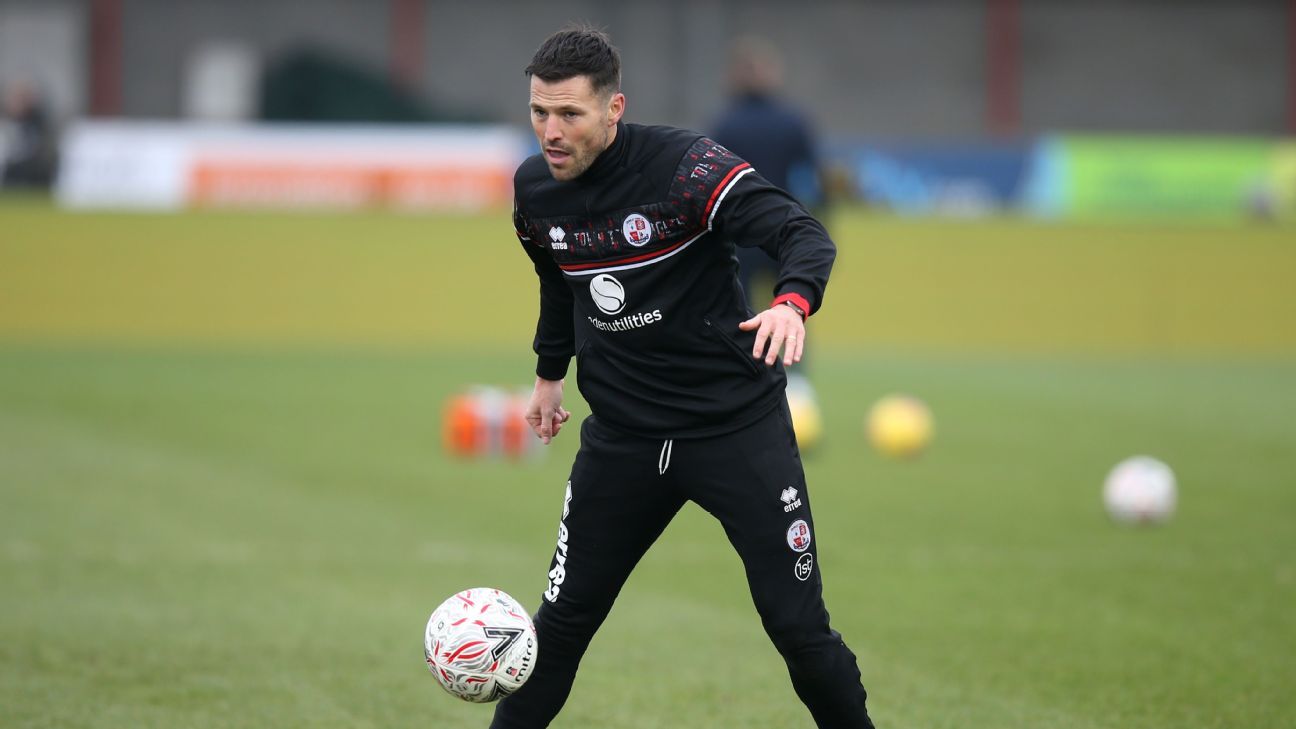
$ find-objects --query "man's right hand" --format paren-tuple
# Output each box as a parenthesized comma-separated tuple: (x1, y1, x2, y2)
(526, 376, 571, 445)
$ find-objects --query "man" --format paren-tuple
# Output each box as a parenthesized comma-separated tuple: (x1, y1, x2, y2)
(712, 35, 825, 224)
(1, 79, 57, 188)
(711, 36, 827, 438)
(497, 26, 875, 729)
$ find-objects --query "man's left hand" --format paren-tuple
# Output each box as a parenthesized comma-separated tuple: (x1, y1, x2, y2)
(739, 304, 805, 367)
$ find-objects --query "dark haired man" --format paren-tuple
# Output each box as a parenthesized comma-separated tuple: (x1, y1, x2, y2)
(496, 26, 875, 729)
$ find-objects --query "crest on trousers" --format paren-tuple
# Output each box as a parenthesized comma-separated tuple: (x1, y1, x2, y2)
(786, 519, 811, 553)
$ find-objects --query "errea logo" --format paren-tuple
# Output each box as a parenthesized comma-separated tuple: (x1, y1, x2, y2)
(545, 480, 574, 604)
(780, 487, 802, 513)
(549, 226, 567, 250)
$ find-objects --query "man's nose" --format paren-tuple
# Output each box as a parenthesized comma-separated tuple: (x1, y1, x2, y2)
(544, 118, 562, 142)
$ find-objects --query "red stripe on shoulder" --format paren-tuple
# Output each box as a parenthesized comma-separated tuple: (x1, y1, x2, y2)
(702, 162, 752, 222)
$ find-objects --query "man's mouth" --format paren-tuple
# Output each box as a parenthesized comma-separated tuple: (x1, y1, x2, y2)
(545, 147, 571, 164)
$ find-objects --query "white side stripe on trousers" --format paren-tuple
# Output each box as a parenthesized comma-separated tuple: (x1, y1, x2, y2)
(658, 439, 673, 476)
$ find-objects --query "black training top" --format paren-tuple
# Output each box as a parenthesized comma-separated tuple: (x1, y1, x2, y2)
(512, 121, 835, 439)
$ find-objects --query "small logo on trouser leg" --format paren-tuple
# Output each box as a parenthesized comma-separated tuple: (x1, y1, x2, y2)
(786, 519, 812, 552)
(545, 480, 574, 603)
(780, 487, 802, 512)
(794, 553, 814, 581)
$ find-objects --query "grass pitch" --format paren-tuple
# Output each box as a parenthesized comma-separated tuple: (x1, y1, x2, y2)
(1, 201, 1293, 728)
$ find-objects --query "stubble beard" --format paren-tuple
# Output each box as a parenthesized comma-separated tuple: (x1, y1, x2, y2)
(548, 123, 610, 182)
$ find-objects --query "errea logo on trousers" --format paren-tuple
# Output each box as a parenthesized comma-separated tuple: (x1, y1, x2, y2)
(545, 481, 574, 604)
(780, 487, 802, 512)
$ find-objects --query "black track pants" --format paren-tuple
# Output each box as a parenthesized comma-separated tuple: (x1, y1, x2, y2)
(490, 406, 874, 728)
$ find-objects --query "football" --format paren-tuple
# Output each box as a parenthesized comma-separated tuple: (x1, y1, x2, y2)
(1103, 456, 1177, 525)
(866, 394, 933, 459)
(785, 374, 824, 452)
(424, 588, 539, 703)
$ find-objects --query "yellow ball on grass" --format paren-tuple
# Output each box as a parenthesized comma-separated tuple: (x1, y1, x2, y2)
(786, 387, 824, 452)
(866, 395, 933, 459)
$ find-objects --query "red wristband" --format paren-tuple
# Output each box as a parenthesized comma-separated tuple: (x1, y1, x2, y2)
(771, 293, 811, 320)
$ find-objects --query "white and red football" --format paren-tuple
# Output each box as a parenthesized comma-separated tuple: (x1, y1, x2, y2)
(424, 588, 539, 703)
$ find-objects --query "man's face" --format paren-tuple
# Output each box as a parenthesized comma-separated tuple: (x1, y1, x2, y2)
(529, 75, 624, 181)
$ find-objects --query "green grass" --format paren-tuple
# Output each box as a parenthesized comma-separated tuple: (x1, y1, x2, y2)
(1, 348, 1292, 728)
(1, 202, 1294, 727)
(2, 201, 1294, 355)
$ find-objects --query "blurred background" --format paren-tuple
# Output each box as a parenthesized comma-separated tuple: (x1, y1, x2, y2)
(1, 2, 1294, 729)
(2, 0, 1294, 218)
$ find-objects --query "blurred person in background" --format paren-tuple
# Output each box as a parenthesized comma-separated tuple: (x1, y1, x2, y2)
(711, 37, 827, 441)
(500, 25, 874, 729)
(1, 79, 57, 189)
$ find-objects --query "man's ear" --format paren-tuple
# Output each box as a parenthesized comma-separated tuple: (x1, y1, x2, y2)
(607, 92, 625, 126)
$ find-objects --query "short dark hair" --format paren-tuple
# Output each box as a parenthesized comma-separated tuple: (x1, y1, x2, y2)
(525, 25, 621, 97)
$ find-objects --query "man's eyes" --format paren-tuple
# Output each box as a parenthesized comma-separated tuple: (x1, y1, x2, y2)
(533, 109, 581, 119)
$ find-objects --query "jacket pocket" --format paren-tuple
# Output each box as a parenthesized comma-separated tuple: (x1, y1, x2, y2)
(574, 339, 603, 386)
(702, 317, 761, 377)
